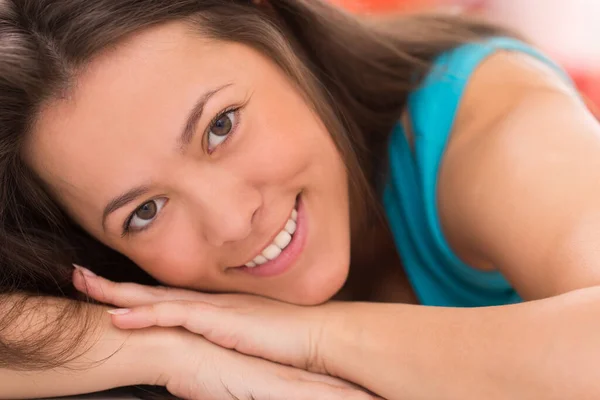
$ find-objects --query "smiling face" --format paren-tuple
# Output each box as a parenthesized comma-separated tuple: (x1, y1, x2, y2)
(25, 21, 351, 305)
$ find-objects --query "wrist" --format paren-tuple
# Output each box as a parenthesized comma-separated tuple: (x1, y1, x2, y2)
(126, 325, 188, 387)
(89, 308, 181, 388)
(317, 302, 361, 377)
(1, 302, 184, 398)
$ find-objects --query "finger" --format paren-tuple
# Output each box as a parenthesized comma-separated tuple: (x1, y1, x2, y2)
(73, 267, 168, 307)
(297, 371, 363, 391)
(72, 266, 211, 307)
(279, 380, 378, 400)
(107, 300, 218, 335)
(295, 368, 385, 398)
(108, 300, 252, 355)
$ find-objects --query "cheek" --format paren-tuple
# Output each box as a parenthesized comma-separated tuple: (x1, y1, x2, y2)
(126, 225, 210, 287)
(240, 110, 331, 185)
(249, 137, 312, 183)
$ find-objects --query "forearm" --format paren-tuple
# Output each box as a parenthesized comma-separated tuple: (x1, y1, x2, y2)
(0, 295, 169, 399)
(324, 287, 600, 400)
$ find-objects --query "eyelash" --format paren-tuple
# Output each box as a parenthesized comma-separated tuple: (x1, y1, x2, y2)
(121, 104, 245, 237)
(204, 105, 243, 154)
(121, 197, 166, 237)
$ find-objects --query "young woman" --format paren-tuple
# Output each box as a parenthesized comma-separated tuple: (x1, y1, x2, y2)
(2, 0, 600, 399)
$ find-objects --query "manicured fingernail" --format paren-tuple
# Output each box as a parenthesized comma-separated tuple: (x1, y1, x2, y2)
(107, 309, 131, 315)
(73, 264, 97, 278)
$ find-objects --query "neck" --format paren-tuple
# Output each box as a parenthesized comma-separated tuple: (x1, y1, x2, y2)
(335, 220, 418, 304)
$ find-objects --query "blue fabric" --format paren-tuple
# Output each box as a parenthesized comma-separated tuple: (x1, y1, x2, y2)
(382, 37, 572, 307)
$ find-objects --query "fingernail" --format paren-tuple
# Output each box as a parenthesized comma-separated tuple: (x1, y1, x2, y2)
(73, 264, 97, 278)
(107, 309, 131, 315)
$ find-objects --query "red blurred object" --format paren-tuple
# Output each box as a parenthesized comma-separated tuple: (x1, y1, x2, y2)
(571, 71, 600, 119)
(574, 74, 600, 119)
(331, 0, 437, 12)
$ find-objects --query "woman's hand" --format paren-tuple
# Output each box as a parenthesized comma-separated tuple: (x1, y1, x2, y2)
(72, 267, 360, 392)
(72, 268, 377, 400)
(162, 330, 377, 400)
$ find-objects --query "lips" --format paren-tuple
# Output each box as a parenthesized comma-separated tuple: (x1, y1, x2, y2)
(244, 205, 297, 268)
(235, 194, 306, 278)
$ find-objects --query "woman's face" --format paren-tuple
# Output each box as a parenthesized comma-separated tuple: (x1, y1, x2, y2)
(26, 22, 351, 305)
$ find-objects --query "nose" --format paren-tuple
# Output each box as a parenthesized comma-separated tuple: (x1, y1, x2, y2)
(185, 165, 261, 248)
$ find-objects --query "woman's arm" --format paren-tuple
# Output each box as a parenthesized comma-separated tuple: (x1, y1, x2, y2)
(320, 289, 600, 399)
(83, 277, 600, 399)
(0, 294, 168, 399)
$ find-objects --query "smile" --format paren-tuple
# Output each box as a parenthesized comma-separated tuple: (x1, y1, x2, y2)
(245, 206, 297, 267)
(237, 195, 306, 278)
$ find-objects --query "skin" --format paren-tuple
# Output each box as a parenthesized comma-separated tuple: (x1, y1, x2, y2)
(26, 22, 351, 306)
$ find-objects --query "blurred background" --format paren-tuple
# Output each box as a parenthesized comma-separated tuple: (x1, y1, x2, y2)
(332, 0, 600, 116)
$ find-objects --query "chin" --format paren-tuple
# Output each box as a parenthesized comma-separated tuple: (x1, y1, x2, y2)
(279, 259, 350, 306)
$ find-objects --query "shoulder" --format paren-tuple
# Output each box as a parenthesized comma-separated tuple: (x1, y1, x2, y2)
(438, 49, 600, 298)
(449, 47, 576, 142)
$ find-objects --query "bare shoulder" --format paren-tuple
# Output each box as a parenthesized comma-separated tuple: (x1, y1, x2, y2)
(449, 49, 578, 147)
(437, 48, 600, 297)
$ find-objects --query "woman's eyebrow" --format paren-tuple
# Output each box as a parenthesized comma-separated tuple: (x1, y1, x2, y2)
(102, 185, 150, 231)
(177, 83, 232, 153)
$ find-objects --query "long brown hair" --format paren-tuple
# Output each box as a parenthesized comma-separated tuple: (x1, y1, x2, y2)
(0, 0, 512, 394)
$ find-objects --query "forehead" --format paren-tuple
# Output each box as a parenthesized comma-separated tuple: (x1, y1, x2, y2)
(25, 21, 262, 225)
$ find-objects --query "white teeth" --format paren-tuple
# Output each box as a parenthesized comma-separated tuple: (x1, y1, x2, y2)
(284, 219, 297, 235)
(246, 206, 298, 268)
(262, 244, 282, 260)
(274, 231, 292, 249)
(254, 255, 268, 265)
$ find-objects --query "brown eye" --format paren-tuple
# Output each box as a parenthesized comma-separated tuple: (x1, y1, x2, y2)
(135, 201, 157, 220)
(211, 113, 233, 136)
(208, 110, 237, 150)
(125, 198, 167, 233)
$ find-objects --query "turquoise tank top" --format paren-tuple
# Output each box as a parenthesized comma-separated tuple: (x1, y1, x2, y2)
(382, 37, 572, 307)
